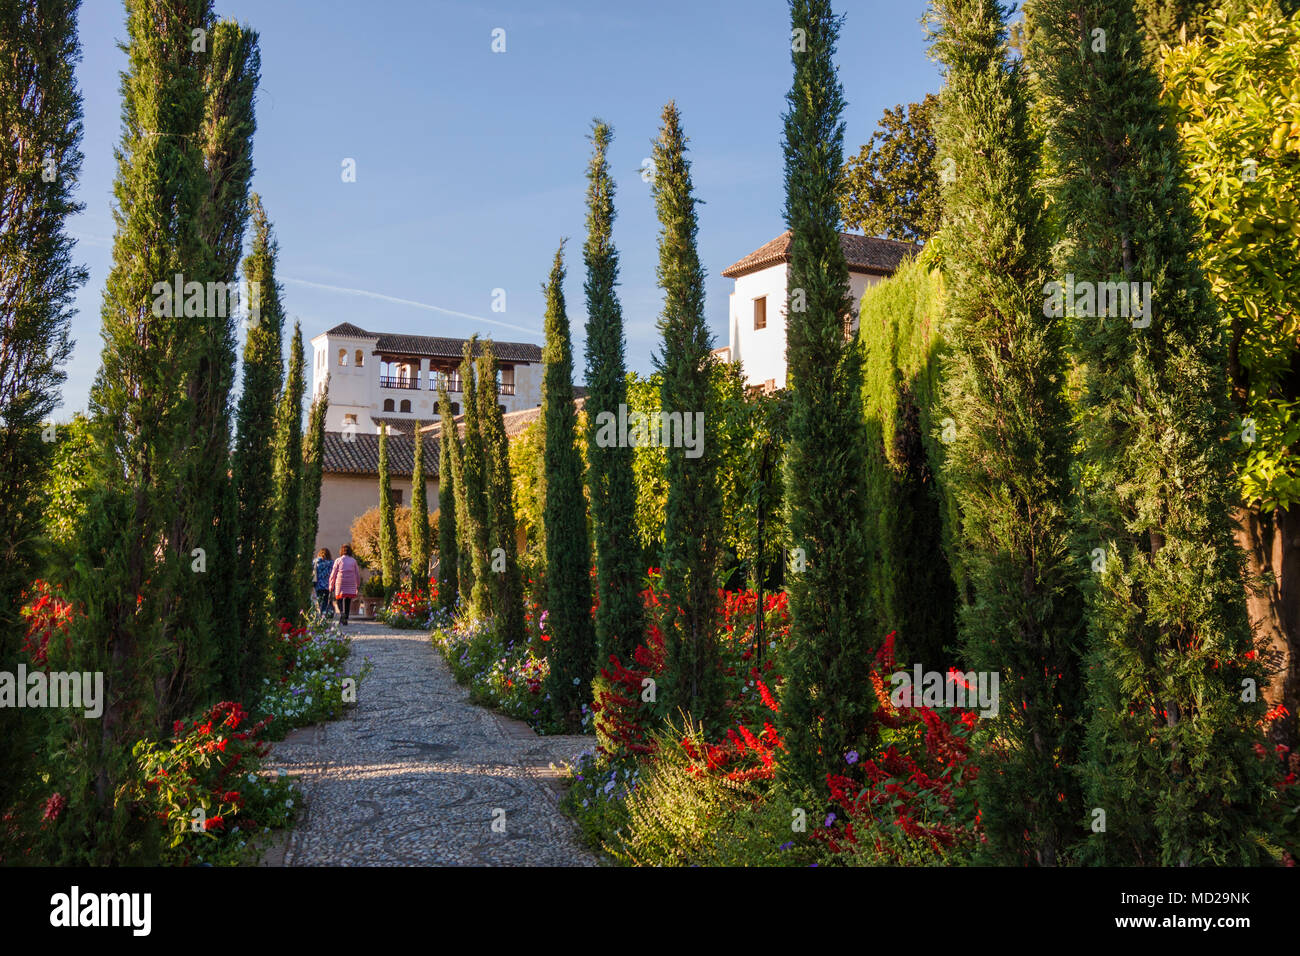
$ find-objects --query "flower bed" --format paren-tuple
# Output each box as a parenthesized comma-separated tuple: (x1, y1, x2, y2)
(255, 618, 372, 739)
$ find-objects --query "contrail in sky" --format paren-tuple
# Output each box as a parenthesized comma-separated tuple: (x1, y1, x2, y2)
(282, 277, 543, 338)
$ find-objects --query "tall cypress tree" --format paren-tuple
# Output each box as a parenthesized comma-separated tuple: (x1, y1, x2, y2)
(479, 340, 526, 646)
(377, 422, 398, 594)
(0, 0, 86, 824)
(269, 322, 305, 624)
(449, 378, 476, 608)
(583, 120, 644, 664)
(459, 338, 492, 617)
(539, 245, 596, 731)
(1031, 0, 1274, 865)
(169, 17, 260, 720)
(230, 195, 284, 695)
(436, 379, 460, 611)
(650, 102, 723, 725)
(65, 0, 214, 862)
(409, 420, 431, 589)
(929, 0, 1086, 866)
(299, 377, 328, 597)
(776, 0, 878, 788)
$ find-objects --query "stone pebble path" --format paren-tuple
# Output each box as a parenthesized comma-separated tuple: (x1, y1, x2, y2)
(260, 618, 598, 866)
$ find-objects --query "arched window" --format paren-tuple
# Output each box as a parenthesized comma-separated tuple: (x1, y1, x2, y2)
(383, 399, 395, 412)
(338, 348, 347, 367)
(399, 400, 411, 414)
(355, 349, 365, 367)
(449, 402, 460, 416)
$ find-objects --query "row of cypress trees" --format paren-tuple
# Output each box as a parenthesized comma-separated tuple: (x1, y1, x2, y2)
(845, 0, 1279, 865)
(0, 0, 323, 863)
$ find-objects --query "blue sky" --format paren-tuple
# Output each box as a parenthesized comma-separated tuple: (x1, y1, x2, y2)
(60, 0, 941, 414)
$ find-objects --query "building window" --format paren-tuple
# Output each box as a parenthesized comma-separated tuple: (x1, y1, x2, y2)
(355, 349, 365, 367)
(499, 365, 515, 395)
(499, 404, 506, 414)
(393, 489, 403, 506)
(383, 399, 395, 412)
(399, 399, 411, 414)
(441, 402, 460, 417)
(343, 414, 357, 425)
(754, 296, 767, 330)
(338, 348, 347, 367)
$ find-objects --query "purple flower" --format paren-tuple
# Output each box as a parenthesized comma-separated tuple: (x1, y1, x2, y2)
(778, 841, 794, 851)
(845, 750, 859, 765)
(824, 812, 836, 828)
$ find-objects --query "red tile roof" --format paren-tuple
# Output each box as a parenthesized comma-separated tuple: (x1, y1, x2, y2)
(721, 231, 919, 278)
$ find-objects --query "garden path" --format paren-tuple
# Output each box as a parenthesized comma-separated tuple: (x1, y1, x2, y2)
(260, 618, 597, 866)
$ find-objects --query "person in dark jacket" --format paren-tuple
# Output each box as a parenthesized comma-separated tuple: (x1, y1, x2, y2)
(312, 548, 333, 619)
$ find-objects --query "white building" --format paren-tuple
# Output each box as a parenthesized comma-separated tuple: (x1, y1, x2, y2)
(721, 231, 919, 390)
(309, 322, 544, 435)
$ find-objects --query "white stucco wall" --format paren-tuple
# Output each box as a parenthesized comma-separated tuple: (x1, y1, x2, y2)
(727, 266, 889, 390)
(315, 472, 442, 560)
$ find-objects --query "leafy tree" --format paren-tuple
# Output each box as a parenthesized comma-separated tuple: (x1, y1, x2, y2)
(299, 378, 329, 597)
(1161, 0, 1300, 762)
(840, 93, 942, 242)
(508, 417, 545, 563)
(776, 0, 880, 789)
(459, 339, 492, 617)
(350, 503, 415, 567)
(377, 421, 398, 594)
(583, 120, 645, 664)
(858, 252, 958, 670)
(930, 0, 1087, 866)
(0, 0, 86, 827)
(436, 380, 460, 611)
(64, 0, 214, 863)
(479, 340, 526, 645)
(539, 245, 596, 731)
(651, 101, 723, 726)
(1031, 0, 1275, 865)
(230, 196, 284, 696)
(270, 323, 305, 623)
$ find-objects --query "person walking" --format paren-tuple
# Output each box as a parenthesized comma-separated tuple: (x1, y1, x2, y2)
(329, 543, 360, 626)
(312, 548, 333, 619)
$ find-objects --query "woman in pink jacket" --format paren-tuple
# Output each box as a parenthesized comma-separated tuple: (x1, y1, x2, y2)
(329, 543, 360, 625)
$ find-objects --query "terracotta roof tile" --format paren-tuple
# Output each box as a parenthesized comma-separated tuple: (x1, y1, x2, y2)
(321, 323, 541, 363)
(720, 231, 919, 278)
(322, 431, 440, 477)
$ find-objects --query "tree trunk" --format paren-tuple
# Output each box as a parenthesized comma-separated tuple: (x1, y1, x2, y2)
(1234, 504, 1300, 766)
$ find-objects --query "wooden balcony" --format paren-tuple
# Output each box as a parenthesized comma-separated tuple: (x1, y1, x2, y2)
(380, 375, 420, 389)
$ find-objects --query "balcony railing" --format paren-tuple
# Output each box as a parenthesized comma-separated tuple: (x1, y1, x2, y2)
(380, 375, 420, 389)
(431, 374, 462, 393)
(499, 382, 515, 395)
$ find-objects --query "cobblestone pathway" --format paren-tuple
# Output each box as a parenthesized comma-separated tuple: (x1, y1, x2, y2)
(261, 619, 598, 866)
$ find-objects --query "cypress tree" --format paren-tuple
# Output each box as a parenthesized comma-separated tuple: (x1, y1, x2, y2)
(650, 102, 723, 725)
(299, 377, 329, 597)
(66, 0, 214, 862)
(170, 18, 260, 719)
(776, 0, 878, 788)
(459, 339, 492, 617)
(0, 0, 86, 823)
(436, 379, 460, 611)
(377, 421, 398, 594)
(1030, 0, 1274, 865)
(269, 322, 305, 624)
(448, 377, 476, 608)
(409, 420, 431, 589)
(539, 245, 596, 731)
(929, 0, 1086, 866)
(479, 341, 526, 645)
(230, 196, 284, 695)
(583, 120, 644, 663)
